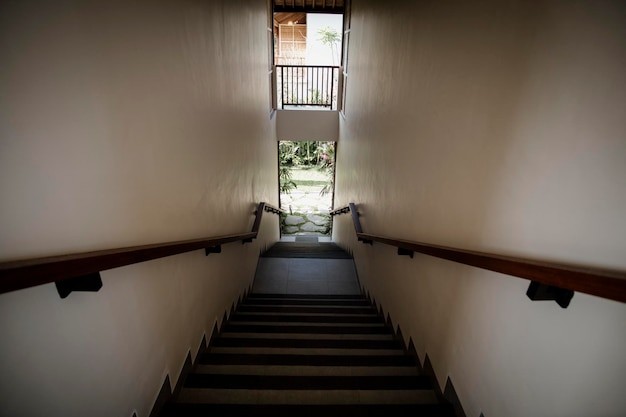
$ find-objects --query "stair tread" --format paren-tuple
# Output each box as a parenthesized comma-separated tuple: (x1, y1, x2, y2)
(223, 323, 389, 334)
(199, 353, 416, 366)
(242, 300, 371, 306)
(218, 332, 394, 340)
(184, 374, 432, 390)
(239, 305, 376, 312)
(230, 314, 383, 323)
(176, 387, 438, 405)
(212, 337, 402, 349)
(195, 365, 420, 376)
(209, 347, 405, 356)
(161, 403, 455, 417)
(248, 293, 366, 300)
(234, 312, 379, 316)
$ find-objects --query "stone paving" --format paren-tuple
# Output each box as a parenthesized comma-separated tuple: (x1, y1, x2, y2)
(282, 212, 331, 235)
(280, 171, 333, 235)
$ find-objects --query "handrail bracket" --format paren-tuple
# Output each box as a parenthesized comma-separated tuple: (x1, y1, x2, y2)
(526, 281, 574, 309)
(55, 273, 103, 299)
(398, 248, 414, 258)
(205, 246, 222, 256)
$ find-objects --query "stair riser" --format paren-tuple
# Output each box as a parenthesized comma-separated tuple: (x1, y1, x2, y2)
(230, 314, 384, 324)
(242, 299, 370, 306)
(195, 365, 420, 377)
(199, 354, 416, 367)
(162, 403, 452, 417)
(238, 305, 377, 313)
(184, 374, 432, 390)
(218, 332, 395, 341)
(221, 324, 389, 334)
(247, 294, 366, 300)
(177, 388, 437, 405)
(212, 338, 403, 350)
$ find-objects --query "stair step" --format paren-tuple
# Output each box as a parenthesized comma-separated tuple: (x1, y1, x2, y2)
(208, 347, 405, 356)
(199, 353, 416, 366)
(157, 290, 457, 417)
(222, 323, 389, 334)
(218, 332, 394, 340)
(242, 299, 371, 306)
(247, 293, 366, 300)
(176, 388, 438, 405)
(161, 403, 454, 417)
(230, 313, 383, 324)
(195, 365, 420, 376)
(212, 337, 402, 350)
(184, 374, 432, 390)
(238, 305, 377, 313)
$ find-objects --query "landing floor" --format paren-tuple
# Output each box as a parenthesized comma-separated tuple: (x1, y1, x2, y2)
(252, 238, 360, 295)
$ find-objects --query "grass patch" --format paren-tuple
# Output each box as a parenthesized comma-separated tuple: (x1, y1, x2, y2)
(293, 179, 329, 187)
(291, 167, 328, 182)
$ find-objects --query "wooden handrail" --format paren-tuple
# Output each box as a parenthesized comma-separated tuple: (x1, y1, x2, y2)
(331, 204, 626, 304)
(0, 202, 283, 297)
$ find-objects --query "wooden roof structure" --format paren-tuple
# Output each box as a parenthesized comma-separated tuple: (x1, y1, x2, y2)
(273, 0, 345, 14)
(274, 12, 307, 32)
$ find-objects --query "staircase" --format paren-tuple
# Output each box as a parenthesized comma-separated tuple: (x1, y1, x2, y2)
(160, 292, 455, 416)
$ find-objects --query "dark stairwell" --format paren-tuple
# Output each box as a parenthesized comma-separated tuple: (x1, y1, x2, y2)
(158, 239, 456, 417)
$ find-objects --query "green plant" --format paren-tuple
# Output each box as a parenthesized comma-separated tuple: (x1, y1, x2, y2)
(279, 165, 297, 194)
(318, 26, 341, 66)
(279, 142, 299, 194)
(309, 89, 328, 106)
(318, 142, 335, 196)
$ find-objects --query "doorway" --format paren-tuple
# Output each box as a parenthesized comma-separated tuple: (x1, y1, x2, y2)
(278, 141, 336, 236)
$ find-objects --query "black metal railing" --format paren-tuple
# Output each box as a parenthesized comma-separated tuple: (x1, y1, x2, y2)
(276, 65, 340, 110)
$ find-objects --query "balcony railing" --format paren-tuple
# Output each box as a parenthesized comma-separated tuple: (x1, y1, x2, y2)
(276, 65, 340, 110)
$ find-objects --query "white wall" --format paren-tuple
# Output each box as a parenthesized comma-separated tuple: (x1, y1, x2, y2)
(334, 1, 626, 416)
(276, 109, 339, 141)
(0, 1, 278, 416)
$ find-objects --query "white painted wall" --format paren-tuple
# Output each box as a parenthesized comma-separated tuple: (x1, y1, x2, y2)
(334, 1, 626, 416)
(0, 1, 278, 416)
(276, 109, 339, 141)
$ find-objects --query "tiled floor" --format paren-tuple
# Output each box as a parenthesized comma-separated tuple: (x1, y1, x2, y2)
(252, 257, 361, 295)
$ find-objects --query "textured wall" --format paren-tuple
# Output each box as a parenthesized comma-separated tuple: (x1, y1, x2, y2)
(0, 1, 278, 416)
(334, 1, 626, 416)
